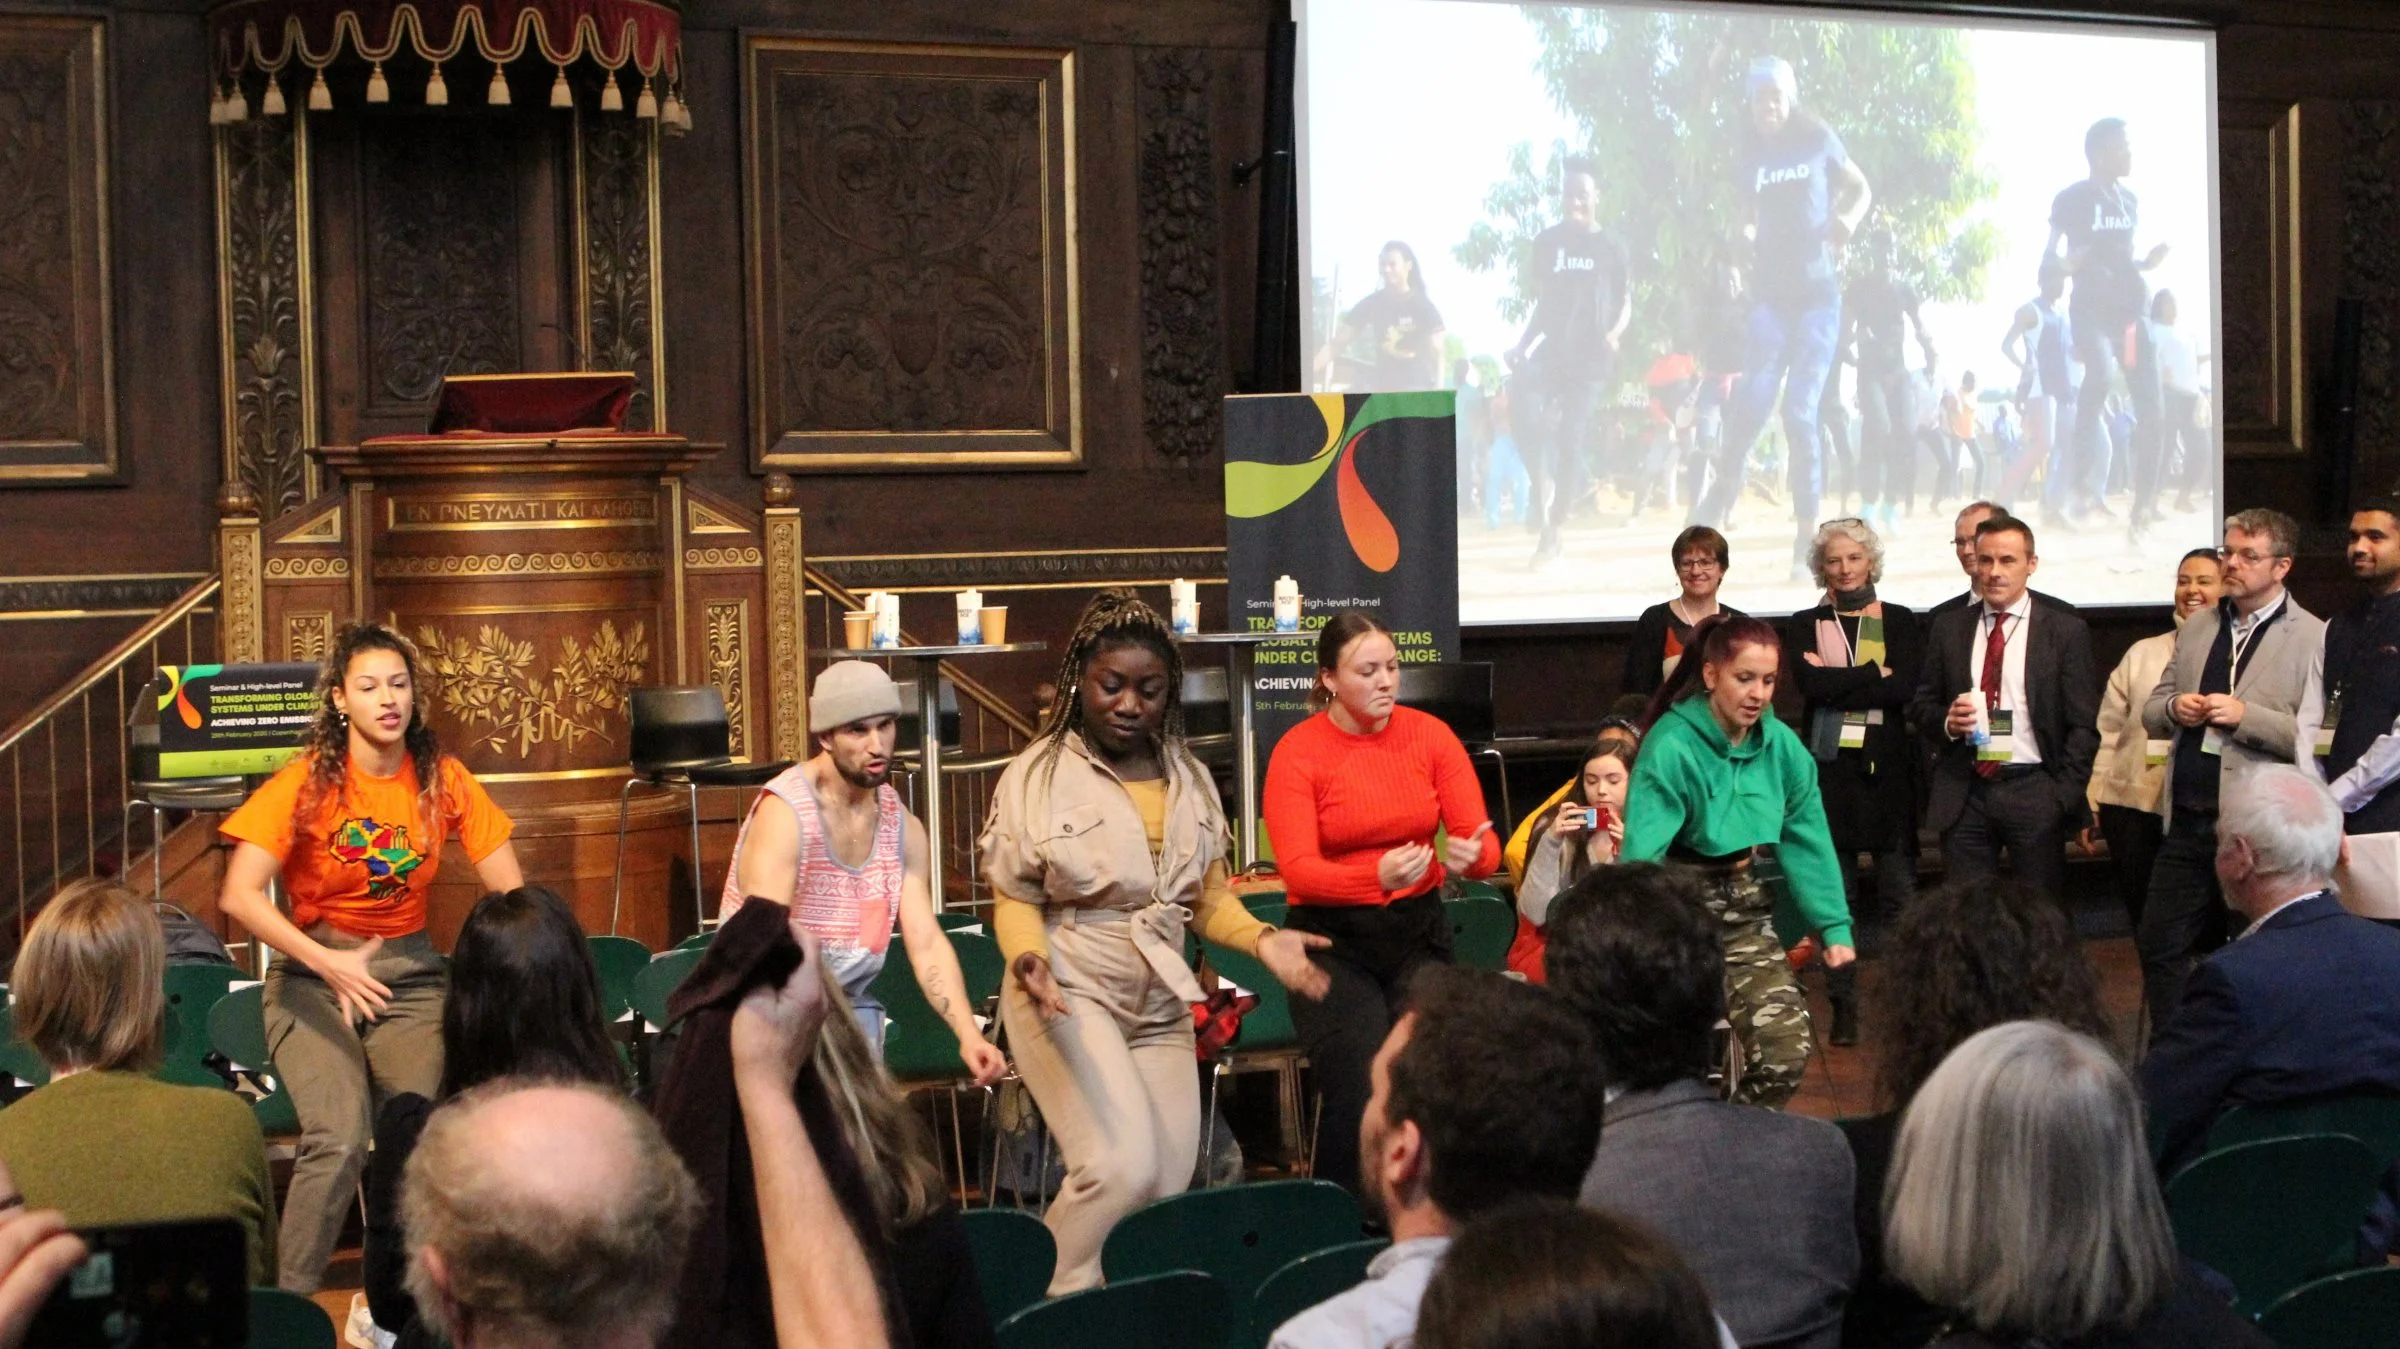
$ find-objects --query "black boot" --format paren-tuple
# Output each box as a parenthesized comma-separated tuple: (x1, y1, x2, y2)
(1827, 961, 1860, 1047)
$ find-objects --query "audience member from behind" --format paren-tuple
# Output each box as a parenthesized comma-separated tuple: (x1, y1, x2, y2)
(1839, 877, 2111, 1349)
(1509, 730, 1637, 982)
(2142, 765, 2400, 1174)
(1887, 1021, 2270, 1349)
(1413, 1201, 1722, 1349)
(365, 886, 624, 1346)
(0, 880, 276, 1284)
(1267, 965, 1609, 1349)
(401, 1080, 702, 1349)
(1548, 864, 1857, 1349)
(1621, 616, 1855, 1107)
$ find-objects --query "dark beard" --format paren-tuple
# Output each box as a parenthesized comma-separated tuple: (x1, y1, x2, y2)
(836, 759, 889, 790)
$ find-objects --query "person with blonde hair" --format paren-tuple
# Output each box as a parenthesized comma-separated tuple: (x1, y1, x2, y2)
(1884, 1020, 2268, 1348)
(0, 880, 276, 1284)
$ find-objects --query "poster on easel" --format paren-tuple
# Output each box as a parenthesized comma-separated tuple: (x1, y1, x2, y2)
(154, 664, 319, 777)
(1224, 391, 1461, 845)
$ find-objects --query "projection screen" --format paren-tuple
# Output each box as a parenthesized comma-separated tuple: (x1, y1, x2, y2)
(1296, 0, 2221, 624)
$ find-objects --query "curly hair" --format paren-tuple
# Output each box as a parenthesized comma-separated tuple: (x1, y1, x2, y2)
(1870, 876, 2111, 1110)
(1032, 589, 1202, 791)
(299, 621, 445, 817)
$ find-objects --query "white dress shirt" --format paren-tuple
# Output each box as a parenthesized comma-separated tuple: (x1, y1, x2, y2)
(1970, 592, 2042, 764)
(2331, 709, 2400, 813)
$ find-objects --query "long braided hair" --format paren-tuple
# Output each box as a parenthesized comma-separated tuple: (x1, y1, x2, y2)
(1032, 589, 1206, 792)
(297, 621, 446, 818)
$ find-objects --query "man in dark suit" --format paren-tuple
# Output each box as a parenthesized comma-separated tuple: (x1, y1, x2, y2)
(1923, 499, 2001, 621)
(1910, 514, 2100, 903)
(2142, 764, 2400, 1175)
(1552, 864, 1857, 1349)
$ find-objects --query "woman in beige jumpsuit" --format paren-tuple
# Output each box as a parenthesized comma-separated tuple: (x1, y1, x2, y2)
(981, 591, 1329, 1293)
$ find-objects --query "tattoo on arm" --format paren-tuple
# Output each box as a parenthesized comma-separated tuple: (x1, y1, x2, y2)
(922, 969, 956, 1021)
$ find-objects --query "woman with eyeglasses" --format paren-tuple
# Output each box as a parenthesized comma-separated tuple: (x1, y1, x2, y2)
(1622, 525, 1745, 702)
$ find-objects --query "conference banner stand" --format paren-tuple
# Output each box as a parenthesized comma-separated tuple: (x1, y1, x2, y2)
(1224, 391, 1461, 857)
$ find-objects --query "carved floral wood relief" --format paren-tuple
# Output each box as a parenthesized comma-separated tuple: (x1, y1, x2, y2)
(416, 619, 648, 759)
(0, 18, 115, 483)
(364, 120, 522, 411)
(581, 115, 658, 431)
(746, 39, 1080, 470)
(1137, 50, 1225, 466)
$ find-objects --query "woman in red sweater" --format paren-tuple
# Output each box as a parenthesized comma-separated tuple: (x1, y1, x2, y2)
(1264, 611, 1500, 1195)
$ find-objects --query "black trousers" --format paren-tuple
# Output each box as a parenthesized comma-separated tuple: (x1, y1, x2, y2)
(1281, 892, 1451, 1197)
(2137, 812, 2229, 1030)
(1941, 767, 2070, 905)
(2098, 802, 2165, 931)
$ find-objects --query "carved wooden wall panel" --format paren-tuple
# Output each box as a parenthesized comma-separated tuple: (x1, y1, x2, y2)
(217, 114, 315, 517)
(2342, 101, 2400, 496)
(1137, 50, 1224, 466)
(745, 39, 1080, 470)
(0, 18, 115, 484)
(363, 123, 523, 412)
(578, 115, 662, 431)
(2219, 101, 2307, 458)
(312, 112, 575, 445)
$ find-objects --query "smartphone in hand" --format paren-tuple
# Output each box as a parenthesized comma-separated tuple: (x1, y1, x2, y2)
(29, 1218, 246, 1348)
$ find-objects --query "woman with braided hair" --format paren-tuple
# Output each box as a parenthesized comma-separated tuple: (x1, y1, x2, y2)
(217, 621, 522, 1292)
(980, 589, 1331, 1294)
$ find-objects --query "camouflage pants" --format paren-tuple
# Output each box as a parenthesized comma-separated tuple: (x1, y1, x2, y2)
(1699, 868, 1813, 1109)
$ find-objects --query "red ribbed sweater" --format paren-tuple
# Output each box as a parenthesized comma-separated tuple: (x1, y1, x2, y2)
(1263, 705, 1500, 906)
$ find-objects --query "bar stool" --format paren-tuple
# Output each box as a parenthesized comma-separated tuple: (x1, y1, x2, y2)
(609, 687, 792, 936)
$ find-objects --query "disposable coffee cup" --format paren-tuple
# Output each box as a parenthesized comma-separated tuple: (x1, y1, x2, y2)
(843, 610, 874, 650)
(978, 606, 1008, 646)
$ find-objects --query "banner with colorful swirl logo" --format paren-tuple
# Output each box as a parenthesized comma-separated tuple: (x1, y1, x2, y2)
(1224, 391, 1459, 813)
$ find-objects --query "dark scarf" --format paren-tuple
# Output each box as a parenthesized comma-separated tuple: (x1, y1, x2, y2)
(651, 900, 910, 1349)
(1831, 582, 1878, 613)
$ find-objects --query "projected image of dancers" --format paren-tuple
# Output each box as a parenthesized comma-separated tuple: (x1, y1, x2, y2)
(1690, 57, 1874, 583)
(1301, 0, 2219, 622)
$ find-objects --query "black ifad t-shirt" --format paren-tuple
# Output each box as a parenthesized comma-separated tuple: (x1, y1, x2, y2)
(1744, 116, 1849, 300)
(1339, 287, 1445, 391)
(1521, 222, 1630, 374)
(2049, 178, 2145, 323)
(1845, 273, 1923, 376)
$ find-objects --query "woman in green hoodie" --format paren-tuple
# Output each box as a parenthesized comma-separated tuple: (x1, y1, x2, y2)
(1623, 613, 1854, 1107)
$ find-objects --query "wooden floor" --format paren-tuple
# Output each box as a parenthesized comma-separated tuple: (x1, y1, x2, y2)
(302, 927, 2152, 1335)
(1787, 935, 2144, 1121)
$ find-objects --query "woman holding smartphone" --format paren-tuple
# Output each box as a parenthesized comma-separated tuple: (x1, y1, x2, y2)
(1264, 611, 1499, 1196)
(218, 622, 522, 1292)
(1509, 732, 1638, 982)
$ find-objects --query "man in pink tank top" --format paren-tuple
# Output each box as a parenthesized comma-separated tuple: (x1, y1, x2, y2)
(723, 661, 1006, 1084)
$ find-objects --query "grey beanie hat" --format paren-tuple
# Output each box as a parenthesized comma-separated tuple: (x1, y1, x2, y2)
(809, 660, 903, 733)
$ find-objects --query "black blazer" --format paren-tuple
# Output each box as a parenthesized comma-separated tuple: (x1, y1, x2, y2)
(1622, 602, 1747, 701)
(1908, 592, 2099, 834)
(2141, 891, 2400, 1173)
(1785, 602, 1922, 853)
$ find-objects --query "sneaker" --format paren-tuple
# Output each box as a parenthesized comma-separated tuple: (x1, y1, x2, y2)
(346, 1293, 398, 1349)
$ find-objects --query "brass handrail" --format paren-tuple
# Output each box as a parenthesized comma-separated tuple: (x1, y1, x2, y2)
(0, 575, 222, 759)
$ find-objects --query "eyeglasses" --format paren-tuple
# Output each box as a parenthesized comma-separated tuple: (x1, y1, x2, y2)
(1675, 557, 1722, 572)
(2216, 548, 2287, 565)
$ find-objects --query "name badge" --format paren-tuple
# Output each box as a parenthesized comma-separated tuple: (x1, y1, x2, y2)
(2201, 726, 2227, 757)
(2317, 700, 2342, 758)
(1839, 711, 1869, 750)
(2144, 738, 2173, 767)
(1978, 710, 2016, 763)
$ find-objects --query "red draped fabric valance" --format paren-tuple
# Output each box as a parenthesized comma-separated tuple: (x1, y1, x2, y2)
(206, 0, 685, 121)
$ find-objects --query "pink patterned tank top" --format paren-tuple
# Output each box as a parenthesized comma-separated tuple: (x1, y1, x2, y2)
(719, 764, 901, 955)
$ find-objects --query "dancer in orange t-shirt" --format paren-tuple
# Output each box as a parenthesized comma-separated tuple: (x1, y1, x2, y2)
(219, 622, 521, 1292)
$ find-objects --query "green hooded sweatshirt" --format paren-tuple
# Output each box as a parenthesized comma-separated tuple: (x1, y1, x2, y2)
(1621, 696, 1854, 949)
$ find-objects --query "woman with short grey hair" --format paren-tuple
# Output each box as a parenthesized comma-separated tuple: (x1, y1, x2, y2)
(1785, 515, 1921, 1046)
(1884, 1020, 2270, 1348)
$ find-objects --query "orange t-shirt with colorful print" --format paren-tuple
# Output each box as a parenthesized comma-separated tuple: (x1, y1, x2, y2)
(220, 753, 513, 938)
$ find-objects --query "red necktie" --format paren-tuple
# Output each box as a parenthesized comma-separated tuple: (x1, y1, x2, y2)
(1975, 611, 2009, 780)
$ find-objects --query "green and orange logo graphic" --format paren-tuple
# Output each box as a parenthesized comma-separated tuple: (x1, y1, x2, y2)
(157, 664, 221, 730)
(1225, 392, 1451, 573)
(328, 818, 425, 900)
